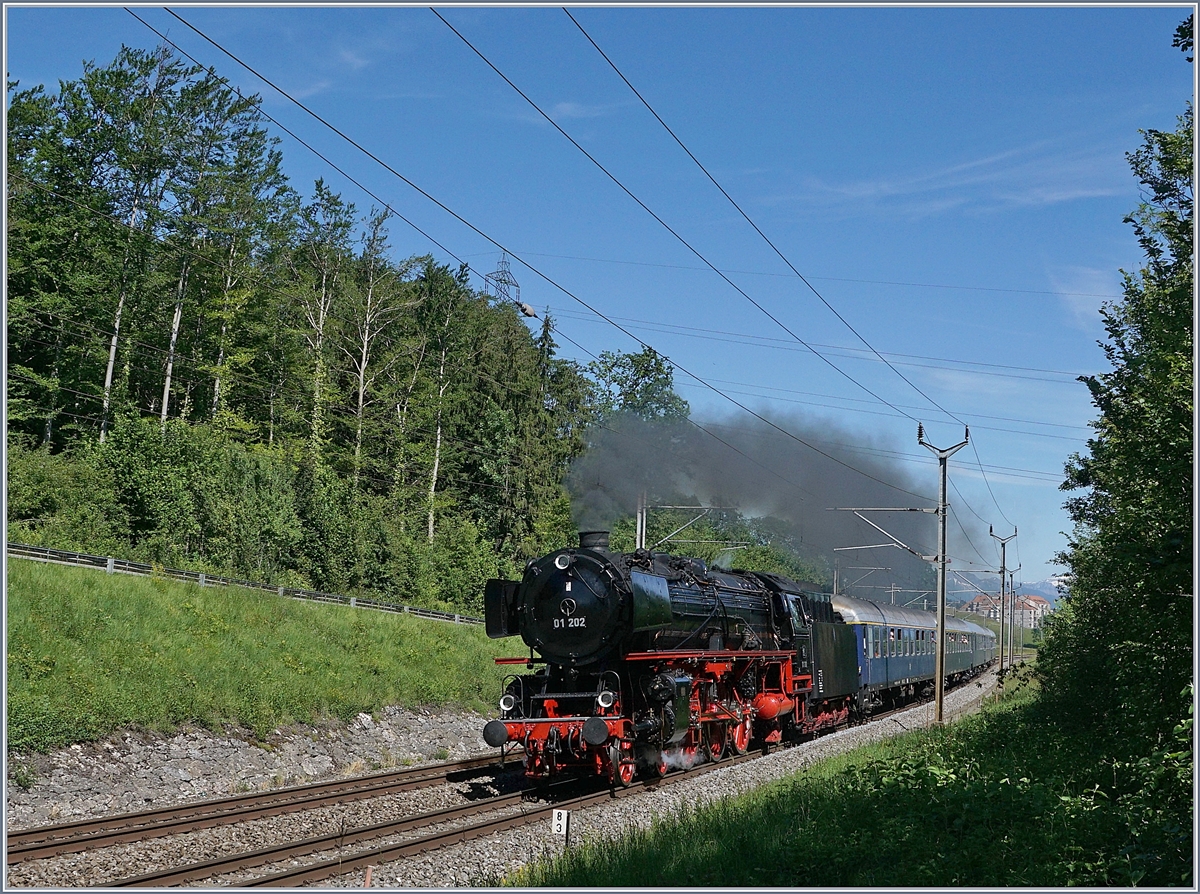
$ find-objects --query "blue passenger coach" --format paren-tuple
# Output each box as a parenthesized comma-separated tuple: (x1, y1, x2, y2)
(832, 594, 996, 711)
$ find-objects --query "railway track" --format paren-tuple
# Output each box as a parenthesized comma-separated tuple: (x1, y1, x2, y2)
(6, 753, 512, 865)
(9, 676, 991, 888)
(114, 751, 763, 888)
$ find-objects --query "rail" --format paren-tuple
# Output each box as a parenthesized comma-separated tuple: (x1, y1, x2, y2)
(5, 542, 483, 626)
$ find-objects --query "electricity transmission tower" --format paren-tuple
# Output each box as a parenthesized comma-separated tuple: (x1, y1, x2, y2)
(486, 252, 537, 318)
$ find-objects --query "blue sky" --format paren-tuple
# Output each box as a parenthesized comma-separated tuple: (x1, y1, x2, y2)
(5, 5, 1193, 588)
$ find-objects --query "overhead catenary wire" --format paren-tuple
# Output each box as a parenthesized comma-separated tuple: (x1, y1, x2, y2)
(436, 9, 1015, 527)
(671, 379, 1086, 444)
(16, 19, 955, 607)
(462, 247, 1122, 301)
(430, 8, 935, 427)
(161, 6, 934, 504)
(563, 7, 956, 424)
(546, 305, 1087, 384)
(564, 11, 1028, 529)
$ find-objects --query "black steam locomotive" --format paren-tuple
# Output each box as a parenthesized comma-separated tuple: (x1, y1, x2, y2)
(482, 531, 995, 785)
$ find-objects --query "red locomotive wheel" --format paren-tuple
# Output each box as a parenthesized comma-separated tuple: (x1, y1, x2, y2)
(647, 751, 668, 778)
(609, 743, 635, 787)
(705, 723, 728, 762)
(731, 715, 751, 755)
(681, 744, 698, 770)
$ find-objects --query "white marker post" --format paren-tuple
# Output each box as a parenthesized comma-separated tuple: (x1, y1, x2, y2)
(551, 809, 571, 848)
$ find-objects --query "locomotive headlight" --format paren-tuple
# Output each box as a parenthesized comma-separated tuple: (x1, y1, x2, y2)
(554, 554, 572, 570)
(499, 694, 517, 713)
(596, 690, 616, 709)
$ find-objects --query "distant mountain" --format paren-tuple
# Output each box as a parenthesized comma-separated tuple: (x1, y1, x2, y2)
(1014, 576, 1068, 606)
(950, 571, 1067, 608)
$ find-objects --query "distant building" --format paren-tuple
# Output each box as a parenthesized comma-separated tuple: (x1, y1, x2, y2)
(1016, 592, 1052, 628)
(964, 592, 1052, 629)
(964, 593, 1002, 621)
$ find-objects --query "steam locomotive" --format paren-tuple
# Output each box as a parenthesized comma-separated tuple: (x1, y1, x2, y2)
(482, 531, 995, 785)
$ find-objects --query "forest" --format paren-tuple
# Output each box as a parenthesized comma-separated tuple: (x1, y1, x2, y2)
(5, 45, 826, 613)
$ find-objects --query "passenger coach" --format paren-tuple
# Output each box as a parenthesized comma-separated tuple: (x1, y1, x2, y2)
(832, 594, 996, 711)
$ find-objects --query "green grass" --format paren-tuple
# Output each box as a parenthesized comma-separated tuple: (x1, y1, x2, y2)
(506, 674, 1193, 887)
(6, 560, 512, 752)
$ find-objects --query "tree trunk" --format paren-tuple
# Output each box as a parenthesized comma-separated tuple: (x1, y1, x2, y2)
(211, 244, 238, 418)
(43, 317, 63, 446)
(100, 199, 141, 442)
(427, 344, 450, 543)
(160, 260, 190, 429)
(308, 266, 331, 452)
(353, 342, 368, 489)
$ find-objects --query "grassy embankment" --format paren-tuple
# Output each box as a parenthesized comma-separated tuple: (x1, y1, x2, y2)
(7, 560, 512, 754)
(505, 670, 1192, 887)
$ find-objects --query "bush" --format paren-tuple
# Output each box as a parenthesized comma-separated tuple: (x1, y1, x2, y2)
(6, 439, 129, 554)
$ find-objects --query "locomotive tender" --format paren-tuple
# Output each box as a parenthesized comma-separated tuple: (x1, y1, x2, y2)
(482, 531, 995, 785)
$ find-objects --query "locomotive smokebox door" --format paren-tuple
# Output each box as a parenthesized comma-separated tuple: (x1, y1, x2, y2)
(484, 579, 519, 638)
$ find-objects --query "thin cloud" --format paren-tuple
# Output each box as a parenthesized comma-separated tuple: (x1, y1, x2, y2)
(292, 79, 333, 99)
(549, 100, 621, 120)
(761, 138, 1126, 220)
(1048, 265, 1122, 331)
(338, 49, 370, 71)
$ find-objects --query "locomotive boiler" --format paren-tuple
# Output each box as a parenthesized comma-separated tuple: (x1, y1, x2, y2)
(481, 531, 860, 785)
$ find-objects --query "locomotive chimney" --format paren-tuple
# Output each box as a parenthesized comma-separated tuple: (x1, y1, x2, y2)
(579, 530, 610, 550)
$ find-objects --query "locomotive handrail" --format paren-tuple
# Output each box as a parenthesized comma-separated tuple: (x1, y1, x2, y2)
(6, 542, 483, 627)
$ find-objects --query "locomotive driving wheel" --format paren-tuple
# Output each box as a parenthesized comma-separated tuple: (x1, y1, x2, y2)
(644, 750, 668, 778)
(704, 722, 728, 762)
(609, 742, 635, 787)
(731, 713, 751, 755)
(680, 743, 698, 771)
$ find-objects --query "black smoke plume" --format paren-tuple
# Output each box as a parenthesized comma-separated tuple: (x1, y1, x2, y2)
(567, 410, 984, 596)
